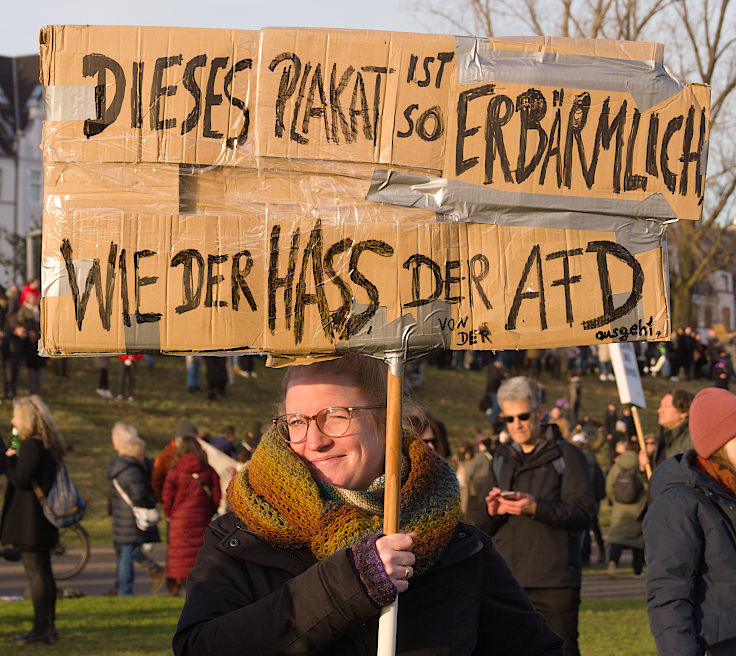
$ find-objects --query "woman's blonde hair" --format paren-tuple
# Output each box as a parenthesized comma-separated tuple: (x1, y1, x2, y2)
(280, 353, 423, 431)
(111, 422, 145, 460)
(12, 395, 66, 462)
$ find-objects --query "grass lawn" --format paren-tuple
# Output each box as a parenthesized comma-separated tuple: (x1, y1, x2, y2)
(0, 354, 708, 542)
(0, 596, 653, 655)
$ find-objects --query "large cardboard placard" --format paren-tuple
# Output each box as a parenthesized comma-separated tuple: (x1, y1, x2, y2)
(42, 171, 668, 355)
(41, 26, 699, 356)
(41, 26, 709, 221)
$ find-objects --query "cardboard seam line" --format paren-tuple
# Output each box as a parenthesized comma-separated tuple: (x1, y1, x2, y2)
(454, 36, 685, 112)
(365, 169, 670, 254)
(43, 85, 96, 121)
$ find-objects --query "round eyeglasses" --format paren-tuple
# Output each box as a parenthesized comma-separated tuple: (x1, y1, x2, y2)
(272, 406, 385, 444)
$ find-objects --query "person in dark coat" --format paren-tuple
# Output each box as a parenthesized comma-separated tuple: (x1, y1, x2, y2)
(644, 388, 736, 656)
(477, 376, 596, 656)
(203, 356, 227, 400)
(0, 396, 66, 645)
(107, 423, 161, 596)
(173, 354, 563, 656)
(162, 436, 220, 596)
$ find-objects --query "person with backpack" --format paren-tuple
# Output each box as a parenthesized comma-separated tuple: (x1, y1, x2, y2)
(478, 376, 596, 656)
(605, 447, 647, 579)
(0, 396, 66, 645)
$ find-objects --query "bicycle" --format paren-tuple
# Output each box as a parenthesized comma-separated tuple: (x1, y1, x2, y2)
(51, 522, 90, 580)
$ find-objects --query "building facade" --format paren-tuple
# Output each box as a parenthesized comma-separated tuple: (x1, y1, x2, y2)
(0, 54, 43, 284)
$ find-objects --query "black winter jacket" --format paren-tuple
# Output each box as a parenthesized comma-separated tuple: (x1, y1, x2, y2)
(107, 455, 160, 546)
(477, 427, 595, 588)
(644, 451, 736, 656)
(0, 437, 59, 549)
(174, 513, 563, 656)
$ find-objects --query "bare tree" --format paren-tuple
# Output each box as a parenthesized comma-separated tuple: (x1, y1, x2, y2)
(411, 0, 736, 328)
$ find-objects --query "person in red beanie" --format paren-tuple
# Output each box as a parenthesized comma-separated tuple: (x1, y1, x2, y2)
(643, 387, 736, 656)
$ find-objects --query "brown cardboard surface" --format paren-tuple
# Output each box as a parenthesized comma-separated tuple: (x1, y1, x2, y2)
(44, 163, 179, 213)
(42, 201, 668, 355)
(41, 25, 258, 166)
(40, 26, 686, 356)
(41, 26, 709, 221)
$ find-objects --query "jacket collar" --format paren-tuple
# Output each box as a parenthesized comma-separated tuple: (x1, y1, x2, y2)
(652, 450, 736, 507)
(498, 425, 561, 467)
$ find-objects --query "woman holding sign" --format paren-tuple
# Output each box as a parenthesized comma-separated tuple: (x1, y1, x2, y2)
(174, 354, 562, 655)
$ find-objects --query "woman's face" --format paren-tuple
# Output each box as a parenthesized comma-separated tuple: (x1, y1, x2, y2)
(285, 372, 385, 491)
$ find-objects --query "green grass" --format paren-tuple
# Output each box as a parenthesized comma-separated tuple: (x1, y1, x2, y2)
(0, 596, 184, 655)
(579, 599, 656, 655)
(0, 596, 653, 655)
(0, 355, 708, 543)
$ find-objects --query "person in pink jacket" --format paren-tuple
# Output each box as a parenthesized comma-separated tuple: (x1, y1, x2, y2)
(162, 437, 220, 595)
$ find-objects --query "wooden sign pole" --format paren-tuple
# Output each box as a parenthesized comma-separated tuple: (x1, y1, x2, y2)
(377, 352, 404, 656)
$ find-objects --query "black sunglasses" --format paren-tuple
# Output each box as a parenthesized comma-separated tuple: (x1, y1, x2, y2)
(502, 412, 532, 423)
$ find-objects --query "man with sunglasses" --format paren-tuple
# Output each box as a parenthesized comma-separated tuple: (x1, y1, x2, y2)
(477, 376, 595, 656)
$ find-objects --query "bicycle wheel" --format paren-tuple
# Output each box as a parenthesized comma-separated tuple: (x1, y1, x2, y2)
(52, 524, 90, 581)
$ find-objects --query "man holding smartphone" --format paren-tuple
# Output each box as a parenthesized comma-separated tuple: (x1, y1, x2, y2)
(477, 376, 595, 656)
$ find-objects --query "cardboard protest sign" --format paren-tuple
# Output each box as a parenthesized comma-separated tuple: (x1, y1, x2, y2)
(41, 27, 709, 221)
(40, 26, 709, 357)
(609, 342, 646, 408)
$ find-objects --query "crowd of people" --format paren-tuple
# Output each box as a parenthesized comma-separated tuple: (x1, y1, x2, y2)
(0, 342, 735, 654)
(0, 279, 44, 400)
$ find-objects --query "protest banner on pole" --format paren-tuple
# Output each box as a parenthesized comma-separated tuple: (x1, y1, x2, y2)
(609, 342, 651, 478)
(39, 26, 710, 359)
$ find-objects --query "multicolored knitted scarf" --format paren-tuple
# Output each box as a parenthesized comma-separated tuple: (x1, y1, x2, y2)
(227, 429, 461, 575)
(695, 455, 736, 499)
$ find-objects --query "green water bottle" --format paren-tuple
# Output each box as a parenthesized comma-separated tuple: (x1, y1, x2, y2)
(8, 427, 20, 452)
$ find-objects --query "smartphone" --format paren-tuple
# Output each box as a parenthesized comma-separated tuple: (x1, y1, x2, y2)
(499, 491, 520, 499)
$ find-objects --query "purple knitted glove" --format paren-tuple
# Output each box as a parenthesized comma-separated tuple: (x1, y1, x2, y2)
(349, 531, 397, 607)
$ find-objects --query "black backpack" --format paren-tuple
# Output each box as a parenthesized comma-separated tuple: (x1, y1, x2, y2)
(613, 466, 643, 504)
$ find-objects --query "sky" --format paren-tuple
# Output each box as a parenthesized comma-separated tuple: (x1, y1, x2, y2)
(1, 1, 436, 56)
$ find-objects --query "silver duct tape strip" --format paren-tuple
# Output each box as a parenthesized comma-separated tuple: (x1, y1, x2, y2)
(335, 302, 452, 361)
(455, 37, 683, 112)
(42, 257, 91, 298)
(44, 85, 97, 121)
(366, 169, 668, 254)
(124, 319, 161, 352)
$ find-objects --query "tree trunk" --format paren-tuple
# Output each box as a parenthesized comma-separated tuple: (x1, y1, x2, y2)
(670, 282, 694, 329)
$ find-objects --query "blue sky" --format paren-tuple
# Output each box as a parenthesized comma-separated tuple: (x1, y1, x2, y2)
(2, 1, 436, 56)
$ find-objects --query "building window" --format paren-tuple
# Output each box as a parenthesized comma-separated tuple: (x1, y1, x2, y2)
(723, 307, 732, 331)
(29, 170, 42, 203)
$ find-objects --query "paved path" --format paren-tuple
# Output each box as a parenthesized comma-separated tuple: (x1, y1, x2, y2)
(0, 540, 644, 600)
(0, 543, 170, 599)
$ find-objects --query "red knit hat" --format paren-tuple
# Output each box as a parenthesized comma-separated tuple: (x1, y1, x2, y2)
(689, 388, 736, 458)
